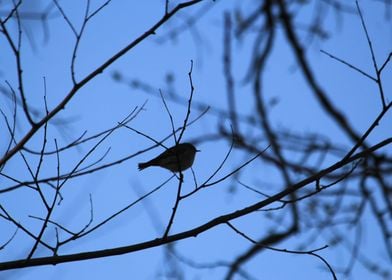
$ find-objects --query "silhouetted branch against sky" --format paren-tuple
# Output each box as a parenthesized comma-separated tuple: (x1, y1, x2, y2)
(0, 1, 391, 279)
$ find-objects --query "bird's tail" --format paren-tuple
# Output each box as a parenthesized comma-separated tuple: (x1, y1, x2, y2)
(138, 162, 149, 171)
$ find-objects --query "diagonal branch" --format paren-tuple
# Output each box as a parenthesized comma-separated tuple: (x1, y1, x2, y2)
(0, 138, 390, 271)
(0, 0, 204, 168)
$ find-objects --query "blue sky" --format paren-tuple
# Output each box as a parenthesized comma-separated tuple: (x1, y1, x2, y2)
(0, 0, 391, 279)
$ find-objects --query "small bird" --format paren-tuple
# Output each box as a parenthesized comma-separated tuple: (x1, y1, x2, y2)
(138, 143, 199, 172)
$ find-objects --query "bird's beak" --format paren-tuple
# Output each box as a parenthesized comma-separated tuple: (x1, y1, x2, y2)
(196, 149, 201, 152)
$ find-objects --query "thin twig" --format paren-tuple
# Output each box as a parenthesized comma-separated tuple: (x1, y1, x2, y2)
(0, 138, 391, 271)
(356, 0, 387, 108)
(163, 173, 184, 237)
(160, 89, 178, 145)
(0, 0, 204, 168)
(379, 52, 392, 73)
(177, 60, 195, 144)
(53, 0, 78, 37)
(0, 227, 18, 250)
(320, 49, 376, 81)
(226, 222, 337, 279)
(59, 175, 175, 243)
(0, 107, 208, 193)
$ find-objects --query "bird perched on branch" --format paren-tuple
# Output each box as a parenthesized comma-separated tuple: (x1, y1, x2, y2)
(138, 143, 199, 172)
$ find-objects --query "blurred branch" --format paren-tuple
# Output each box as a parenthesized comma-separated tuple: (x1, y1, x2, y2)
(0, 137, 390, 270)
(0, 0, 204, 168)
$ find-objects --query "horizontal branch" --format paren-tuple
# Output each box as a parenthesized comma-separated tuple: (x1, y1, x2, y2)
(0, 137, 390, 271)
